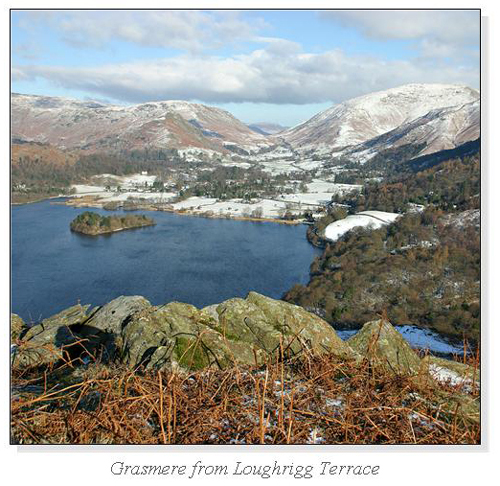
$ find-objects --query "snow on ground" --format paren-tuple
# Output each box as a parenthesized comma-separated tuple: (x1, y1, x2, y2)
(72, 184, 107, 194)
(102, 191, 176, 203)
(171, 196, 304, 219)
(121, 174, 157, 186)
(443, 209, 480, 228)
(428, 364, 473, 388)
(178, 147, 223, 162)
(69, 175, 352, 220)
(90, 173, 157, 188)
(256, 159, 298, 175)
(324, 210, 399, 242)
(171, 196, 218, 210)
(70, 185, 176, 204)
(337, 324, 466, 357)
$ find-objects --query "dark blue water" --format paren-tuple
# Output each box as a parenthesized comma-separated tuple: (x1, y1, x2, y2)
(11, 199, 322, 323)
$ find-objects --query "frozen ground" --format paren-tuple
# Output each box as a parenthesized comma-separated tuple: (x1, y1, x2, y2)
(171, 197, 304, 219)
(278, 180, 361, 207)
(324, 211, 399, 241)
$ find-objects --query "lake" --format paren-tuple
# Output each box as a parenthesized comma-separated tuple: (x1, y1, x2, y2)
(11, 199, 322, 323)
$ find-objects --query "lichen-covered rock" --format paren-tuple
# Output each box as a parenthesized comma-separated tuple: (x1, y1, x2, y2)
(347, 319, 421, 374)
(214, 297, 283, 352)
(83, 295, 151, 335)
(23, 304, 90, 342)
(120, 302, 264, 370)
(11, 314, 25, 343)
(12, 293, 355, 372)
(246, 292, 355, 359)
(12, 304, 90, 370)
(119, 293, 353, 371)
(12, 341, 64, 370)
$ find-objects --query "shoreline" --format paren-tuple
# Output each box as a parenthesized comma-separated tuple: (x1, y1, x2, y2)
(11, 194, 68, 206)
(70, 221, 156, 236)
(63, 196, 306, 225)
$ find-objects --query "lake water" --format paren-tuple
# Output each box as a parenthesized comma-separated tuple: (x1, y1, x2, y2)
(11, 199, 322, 323)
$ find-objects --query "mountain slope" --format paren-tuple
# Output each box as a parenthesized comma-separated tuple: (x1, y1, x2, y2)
(347, 100, 480, 162)
(247, 122, 289, 135)
(11, 94, 272, 153)
(279, 84, 479, 153)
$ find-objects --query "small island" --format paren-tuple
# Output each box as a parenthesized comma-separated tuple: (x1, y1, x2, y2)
(70, 211, 156, 235)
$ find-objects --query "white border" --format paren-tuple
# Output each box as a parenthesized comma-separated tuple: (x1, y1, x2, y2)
(2, 1, 498, 484)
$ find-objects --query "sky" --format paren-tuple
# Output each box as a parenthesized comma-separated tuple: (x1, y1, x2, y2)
(11, 9, 480, 126)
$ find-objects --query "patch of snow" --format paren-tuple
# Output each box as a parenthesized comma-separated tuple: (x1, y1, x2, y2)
(324, 211, 399, 242)
(307, 428, 326, 444)
(428, 364, 472, 388)
(72, 184, 108, 194)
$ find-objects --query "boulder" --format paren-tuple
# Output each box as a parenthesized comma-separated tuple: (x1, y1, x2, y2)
(421, 355, 480, 388)
(11, 314, 25, 343)
(12, 341, 64, 370)
(347, 319, 421, 374)
(246, 292, 355, 359)
(120, 302, 264, 370)
(214, 297, 283, 352)
(119, 292, 354, 371)
(83, 295, 151, 335)
(23, 304, 90, 342)
(12, 304, 90, 370)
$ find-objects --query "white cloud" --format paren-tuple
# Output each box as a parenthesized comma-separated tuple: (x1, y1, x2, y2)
(19, 10, 267, 52)
(13, 45, 479, 105)
(322, 10, 479, 45)
(321, 10, 479, 65)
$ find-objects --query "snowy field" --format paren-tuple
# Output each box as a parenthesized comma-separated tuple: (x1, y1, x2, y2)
(324, 210, 399, 241)
(70, 187, 177, 204)
(91, 173, 158, 188)
(278, 180, 361, 206)
(171, 197, 306, 219)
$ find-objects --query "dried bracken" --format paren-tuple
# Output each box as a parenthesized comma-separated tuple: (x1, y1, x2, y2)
(11, 347, 480, 445)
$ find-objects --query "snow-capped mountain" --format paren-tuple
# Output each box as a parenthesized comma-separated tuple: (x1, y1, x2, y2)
(11, 94, 272, 153)
(346, 100, 480, 163)
(279, 84, 479, 153)
(11, 84, 480, 163)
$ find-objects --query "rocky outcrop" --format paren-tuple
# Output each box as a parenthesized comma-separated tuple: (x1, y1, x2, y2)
(12, 304, 90, 369)
(84, 295, 151, 335)
(11, 298, 149, 369)
(11, 294, 477, 387)
(12, 293, 355, 371)
(119, 294, 355, 370)
(347, 319, 422, 374)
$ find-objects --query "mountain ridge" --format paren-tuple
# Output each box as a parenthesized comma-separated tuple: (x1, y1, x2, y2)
(279, 83, 479, 155)
(11, 83, 480, 163)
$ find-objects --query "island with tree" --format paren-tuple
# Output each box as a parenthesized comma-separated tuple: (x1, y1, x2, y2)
(70, 211, 156, 235)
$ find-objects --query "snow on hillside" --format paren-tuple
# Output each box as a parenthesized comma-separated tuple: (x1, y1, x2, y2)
(442, 209, 480, 228)
(11, 93, 272, 152)
(347, 100, 480, 163)
(324, 211, 400, 242)
(281, 84, 479, 151)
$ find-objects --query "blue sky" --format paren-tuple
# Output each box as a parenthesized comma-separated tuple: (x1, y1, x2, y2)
(11, 9, 480, 126)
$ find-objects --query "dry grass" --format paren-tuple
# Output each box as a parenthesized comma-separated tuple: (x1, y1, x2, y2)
(11, 349, 480, 445)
